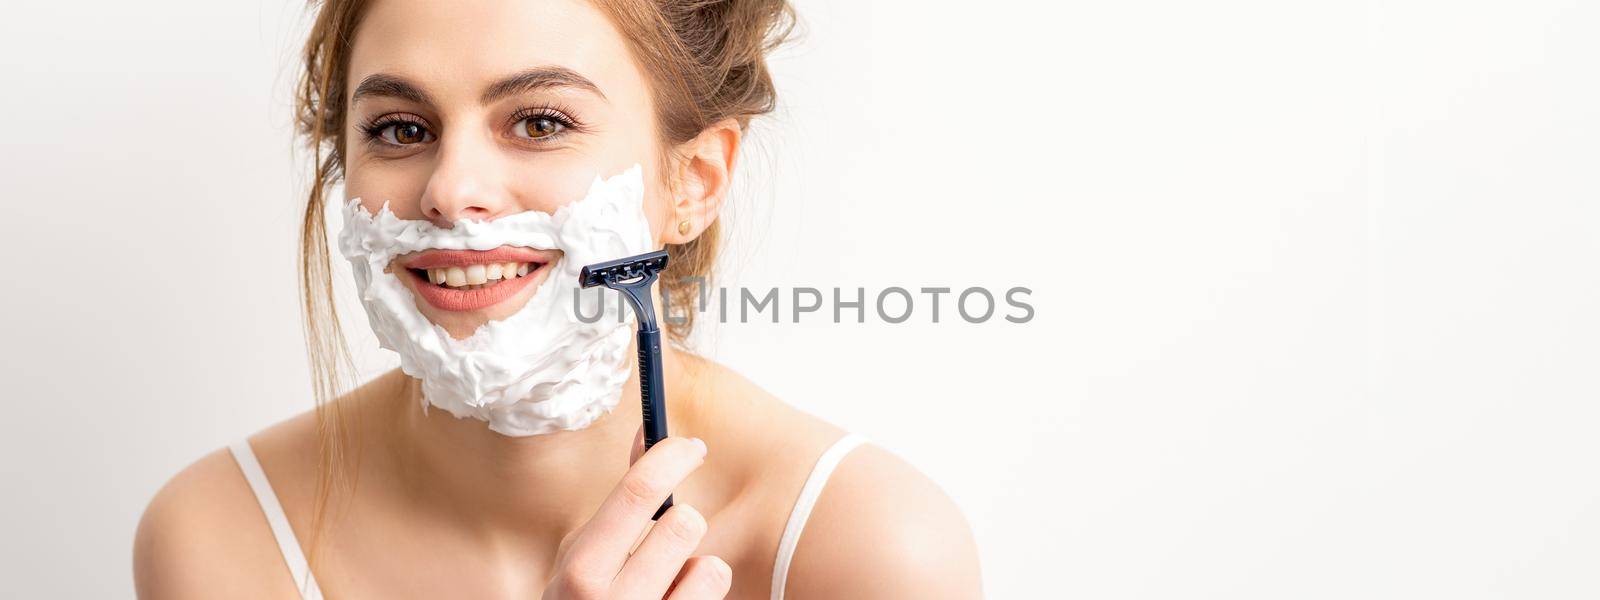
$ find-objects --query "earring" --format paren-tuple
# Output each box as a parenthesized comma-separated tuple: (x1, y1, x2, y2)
(678, 219, 692, 235)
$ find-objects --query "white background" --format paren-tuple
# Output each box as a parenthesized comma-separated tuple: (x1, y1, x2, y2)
(2, 0, 1597, 598)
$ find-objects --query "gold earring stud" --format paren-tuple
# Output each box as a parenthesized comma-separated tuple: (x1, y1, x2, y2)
(678, 220, 692, 235)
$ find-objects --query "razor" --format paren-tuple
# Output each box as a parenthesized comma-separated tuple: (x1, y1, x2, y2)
(579, 249, 674, 520)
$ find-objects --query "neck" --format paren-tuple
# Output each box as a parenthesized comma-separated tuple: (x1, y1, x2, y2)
(375, 341, 696, 547)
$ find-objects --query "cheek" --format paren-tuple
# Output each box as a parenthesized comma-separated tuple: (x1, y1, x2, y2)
(345, 157, 435, 219)
(509, 154, 671, 245)
(638, 165, 672, 244)
(344, 141, 670, 243)
(504, 154, 596, 214)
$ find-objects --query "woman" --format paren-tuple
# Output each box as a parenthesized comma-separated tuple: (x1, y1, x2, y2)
(133, 0, 981, 597)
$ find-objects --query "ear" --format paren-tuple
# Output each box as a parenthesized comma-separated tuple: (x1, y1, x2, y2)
(663, 117, 742, 245)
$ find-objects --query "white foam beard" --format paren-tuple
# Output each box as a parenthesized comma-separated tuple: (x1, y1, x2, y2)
(337, 164, 655, 437)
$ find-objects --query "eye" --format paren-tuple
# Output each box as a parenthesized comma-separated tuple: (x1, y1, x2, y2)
(508, 106, 582, 142)
(515, 115, 565, 140)
(381, 121, 432, 145)
(359, 115, 436, 148)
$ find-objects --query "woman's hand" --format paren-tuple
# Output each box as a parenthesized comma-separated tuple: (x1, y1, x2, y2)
(543, 431, 731, 599)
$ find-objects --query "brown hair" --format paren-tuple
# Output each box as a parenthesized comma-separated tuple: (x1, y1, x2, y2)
(292, 0, 796, 575)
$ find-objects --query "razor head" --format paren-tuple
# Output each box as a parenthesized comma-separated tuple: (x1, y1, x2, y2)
(580, 250, 670, 331)
(580, 250, 670, 289)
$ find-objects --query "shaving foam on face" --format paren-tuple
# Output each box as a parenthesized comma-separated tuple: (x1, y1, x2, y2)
(337, 164, 655, 436)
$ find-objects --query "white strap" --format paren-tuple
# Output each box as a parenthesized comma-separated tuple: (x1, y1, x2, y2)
(770, 433, 869, 600)
(229, 439, 325, 599)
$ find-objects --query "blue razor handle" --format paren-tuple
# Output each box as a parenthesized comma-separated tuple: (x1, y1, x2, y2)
(636, 327, 670, 520)
(579, 250, 674, 520)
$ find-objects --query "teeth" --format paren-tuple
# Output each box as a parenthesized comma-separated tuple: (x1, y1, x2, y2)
(423, 262, 535, 288)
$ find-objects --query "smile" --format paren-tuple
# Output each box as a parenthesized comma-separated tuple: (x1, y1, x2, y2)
(397, 246, 555, 312)
(414, 262, 538, 290)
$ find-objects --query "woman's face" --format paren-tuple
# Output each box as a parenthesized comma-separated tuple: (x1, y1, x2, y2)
(342, 0, 671, 337)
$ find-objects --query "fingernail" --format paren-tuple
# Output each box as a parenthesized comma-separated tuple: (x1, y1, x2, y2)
(690, 437, 707, 455)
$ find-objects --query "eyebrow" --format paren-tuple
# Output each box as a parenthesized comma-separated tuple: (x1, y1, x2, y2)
(480, 66, 609, 104)
(350, 73, 434, 106)
(350, 67, 608, 108)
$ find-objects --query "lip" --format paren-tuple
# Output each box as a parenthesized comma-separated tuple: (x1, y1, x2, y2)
(401, 246, 553, 270)
(396, 246, 556, 312)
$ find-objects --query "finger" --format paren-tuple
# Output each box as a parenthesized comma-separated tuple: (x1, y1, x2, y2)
(611, 504, 708, 598)
(665, 556, 733, 600)
(556, 524, 583, 560)
(630, 422, 645, 465)
(626, 516, 652, 555)
(565, 436, 706, 578)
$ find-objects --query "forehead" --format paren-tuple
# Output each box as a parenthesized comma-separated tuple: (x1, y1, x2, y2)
(347, 0, 644, 105)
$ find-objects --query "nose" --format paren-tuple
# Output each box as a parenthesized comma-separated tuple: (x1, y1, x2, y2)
(419, 133, 515, 225)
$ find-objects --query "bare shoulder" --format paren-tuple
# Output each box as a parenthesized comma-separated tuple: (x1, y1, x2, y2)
(676, 353, 847, 479)
(133, 443, 304, 599)
(677, 353, 982, 598)
(674, 351, 839, 451)
(133, 371, 401, 598)
(783, 443, 984, 599)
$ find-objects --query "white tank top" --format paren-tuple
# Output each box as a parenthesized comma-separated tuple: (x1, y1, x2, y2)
(229, 433, 868, 600)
